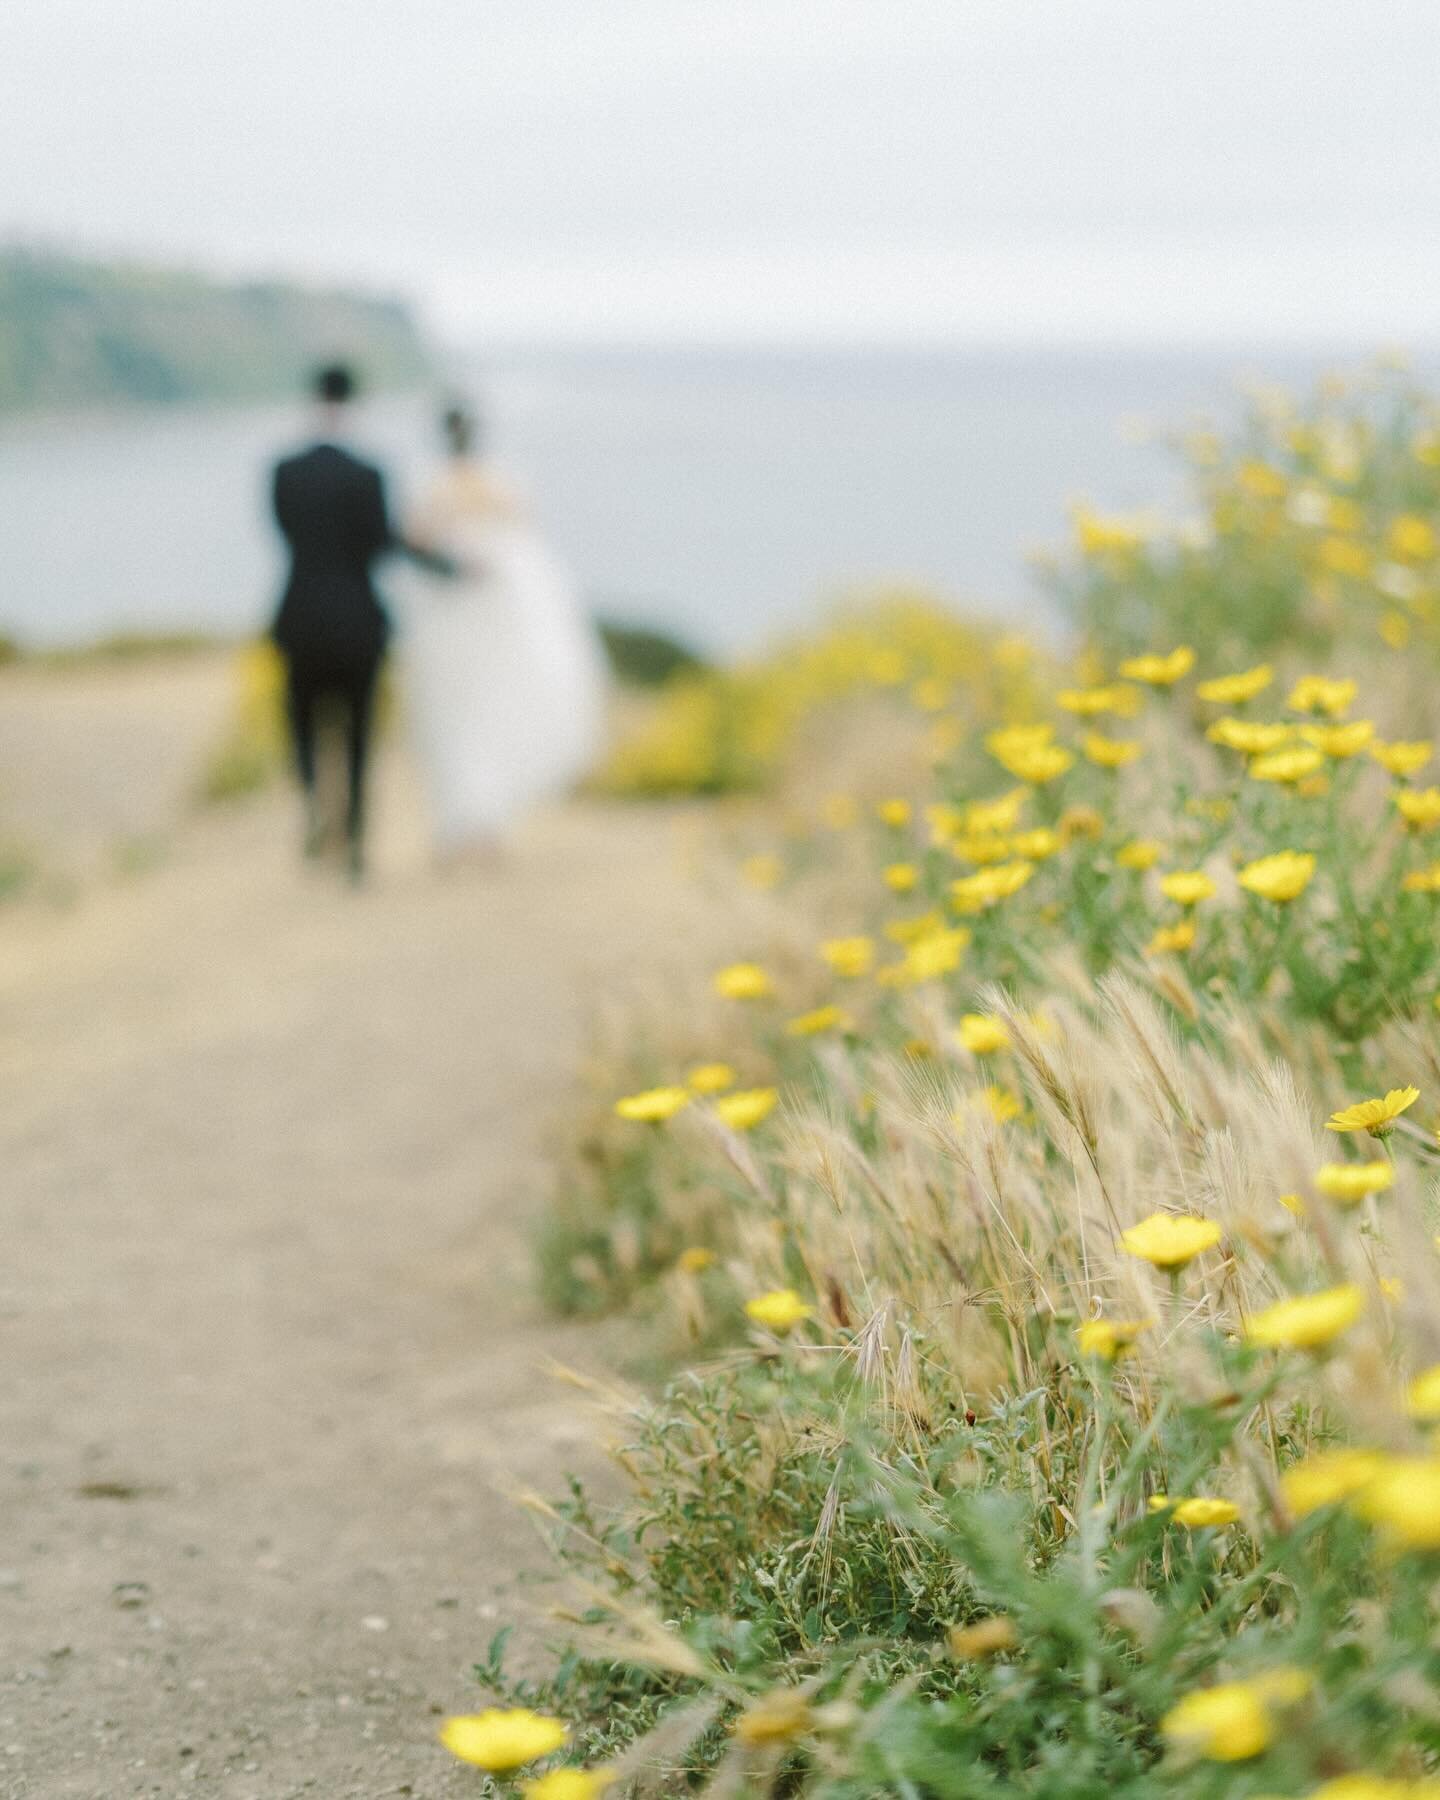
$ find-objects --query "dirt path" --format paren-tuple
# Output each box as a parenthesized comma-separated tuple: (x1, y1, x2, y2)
(0, 664, 710, 1799)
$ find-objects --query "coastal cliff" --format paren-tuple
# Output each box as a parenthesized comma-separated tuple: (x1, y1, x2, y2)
(0, 246, 432, 410)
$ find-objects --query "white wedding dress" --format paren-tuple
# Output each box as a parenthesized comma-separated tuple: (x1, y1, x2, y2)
(401, 462, 606, 850)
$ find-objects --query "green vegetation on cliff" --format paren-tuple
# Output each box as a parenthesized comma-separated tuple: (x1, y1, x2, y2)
(0, 246, 432, 410)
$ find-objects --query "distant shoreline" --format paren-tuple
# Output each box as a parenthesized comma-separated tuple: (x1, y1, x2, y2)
(0, 244, 434, 414)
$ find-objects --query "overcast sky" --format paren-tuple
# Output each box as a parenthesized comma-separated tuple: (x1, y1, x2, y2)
(3, 0, 1439, 347)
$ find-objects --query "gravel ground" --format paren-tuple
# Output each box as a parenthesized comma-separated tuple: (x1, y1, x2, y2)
(0, 661, 707, 1798)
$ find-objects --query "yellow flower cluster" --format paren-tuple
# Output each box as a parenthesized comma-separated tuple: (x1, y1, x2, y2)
(548, 377, 1440, 1795)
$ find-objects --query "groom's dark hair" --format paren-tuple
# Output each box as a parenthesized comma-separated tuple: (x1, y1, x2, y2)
(313, 362, 357, 405)
(442, 403, 480, 457)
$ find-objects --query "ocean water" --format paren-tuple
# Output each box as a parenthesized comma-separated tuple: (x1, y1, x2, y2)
(0, 345, 1406, 657)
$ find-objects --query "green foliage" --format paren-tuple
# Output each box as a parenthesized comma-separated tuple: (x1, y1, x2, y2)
(1050, 361, 1440, 667)
(596, 618, 710, 688)
(0, 840, 35, 902)
(490, 370, 1440, 1800)
(0, 244, 431, 410)
(499, 1348, 1439, 1797)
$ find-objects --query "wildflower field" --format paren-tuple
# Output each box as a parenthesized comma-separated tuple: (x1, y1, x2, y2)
(446, 367, 1440, 1800)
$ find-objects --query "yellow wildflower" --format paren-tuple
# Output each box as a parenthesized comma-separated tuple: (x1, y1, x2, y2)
(1119, 1212, 1222, 1269)
(950, 861, 1036, 913)
(714, 962, 773, 1000)
(1317, 535, 1371, 579)
(714, 1087, 779, 1131)
(1406, 1364, 1440, 1421)
(440, 1709, 568, 1771)
(898, 926, 969, 982)
(744, 1288, 812, 1334)
(1250, 746, 1326, 784)
(925, 802, 965, 845)
(741, 853, 783, 890)
(1160, 870, 1217, 907)
(1116, 838, 1164, 871)
(964, 788, 1028, 835)
(1288, 674, 1357, 717)
(614, 1086, 692, 1123)
(1119, 645, 1195, 686)
(979, 1084, 1023, 1123)
(1146, 919, 1196, 956)
(677, 1246, 716, 1274)
(1171, 1496, 1240, 1529)
(1370, 739, 1433, 777)
(876, 798, 912, 828)
(1282, 1448, 1386, 1517)
(687, 1063, 735, 1095)
(1165, 1685, 1273, 1762)
(1315, 1161, 1395, 1205)
(1074, 505, 1144, 558)
(885, 909, 945, 944)
(786, 1004, 852, 1036)
(1245, 1284, 1363, 1350)
(952, 834, 1013, 865)
(1057, 683, 1134, 717)
(947, 1616, 1019, 1658)
(734, 1688, 813, 1746)
(1009, 827, 1063, 861)
(1197, 663, 1274, 704)
(522, 1771, 616, 1800)
(1083, 732, 1144, 769)
(1060, 804, 1106, 839)
(1395, 787, 1440, 830)
(999, 741, 1075, 784)
(820, 936, 875, 978)
(957, 1013, 1010, 1056)
(1325, 1086, 1418, 1136)
(1208, 717, 1293, 754)
(1236, 458, 1287, 499)
(1379, 609, 1412, 651)
(1075, 1317, 1150, 1361)
(1401, 864, 1440, 893)
(1310, 1777, 1440, 1800)
(1352, 1455, 1440, 1550)
(994, 634, 1032, 669)
(984, 722, 1053, 762)
(883, 861, 918, 893)
(1389, 512, 1437, 560)
(1238, 850, 1316, 902)
(1300, 720, 1375, 758)
(1161, 1670, 1309, 1763)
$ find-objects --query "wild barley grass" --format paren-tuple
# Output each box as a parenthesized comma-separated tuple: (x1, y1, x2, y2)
(463, 369, 1440, 1796)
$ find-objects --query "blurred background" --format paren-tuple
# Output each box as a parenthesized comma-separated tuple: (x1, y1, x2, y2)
(4, 0, 1438, 658)
(8, 14, 1440, 1793)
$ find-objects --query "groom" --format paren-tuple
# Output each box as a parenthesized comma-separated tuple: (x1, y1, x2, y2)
(269, 363, 451, 881)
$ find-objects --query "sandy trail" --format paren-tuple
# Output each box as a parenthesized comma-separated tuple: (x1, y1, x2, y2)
(0, 661, 706, 1799)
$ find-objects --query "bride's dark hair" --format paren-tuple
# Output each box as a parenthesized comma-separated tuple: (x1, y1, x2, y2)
(441, 402, 481, 459)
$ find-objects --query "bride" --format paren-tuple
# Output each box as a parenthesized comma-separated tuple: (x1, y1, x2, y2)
(402, 403, 606, 857)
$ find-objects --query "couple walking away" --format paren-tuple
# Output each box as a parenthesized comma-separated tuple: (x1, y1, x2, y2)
(269, 363, 604, 879)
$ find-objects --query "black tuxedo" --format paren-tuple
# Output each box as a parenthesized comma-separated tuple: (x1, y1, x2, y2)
(271, 440, 396, 666)
(269, 440, 439, 867)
